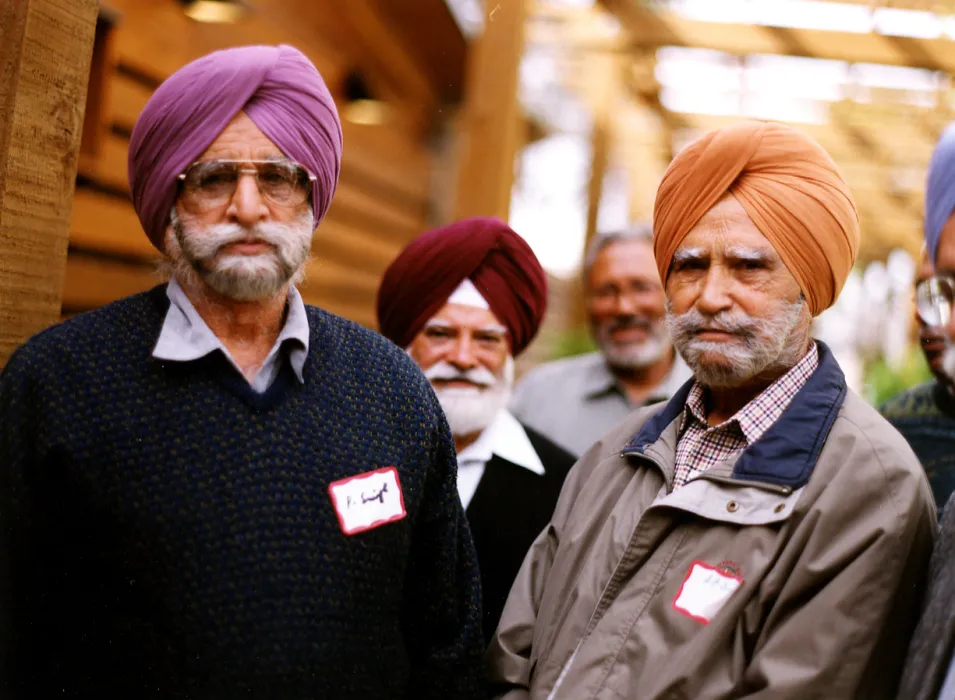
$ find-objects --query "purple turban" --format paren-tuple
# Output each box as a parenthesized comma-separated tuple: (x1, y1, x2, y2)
(128, 44, 343, 251)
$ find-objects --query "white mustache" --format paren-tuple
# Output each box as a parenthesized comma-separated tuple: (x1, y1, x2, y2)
(423, 360, 498, 388)
(182, 221, 290, 261)
(669, 308, 759, 340)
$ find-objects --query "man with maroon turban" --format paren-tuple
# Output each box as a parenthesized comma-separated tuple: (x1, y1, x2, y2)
(487, 121, 935, 700)
(0, 45, 484, 699)
(378, 217, 575, 644)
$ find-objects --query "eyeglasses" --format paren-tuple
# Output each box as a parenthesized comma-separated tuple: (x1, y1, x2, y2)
(177, 159, 316, 212)
(916, 275, 954, 326)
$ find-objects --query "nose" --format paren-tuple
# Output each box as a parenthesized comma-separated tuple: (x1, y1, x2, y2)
(695, 266, 733, 316)
(225, 172, 269, 228)
(448, 335, 479, 371)
(612, 290, 638, 316)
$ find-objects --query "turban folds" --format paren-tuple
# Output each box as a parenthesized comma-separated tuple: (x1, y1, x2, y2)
(128, 44, 343, 251)
(653, 121, 859, 316)
(925, 122, 955, 264)
(377, 217, 548, 356)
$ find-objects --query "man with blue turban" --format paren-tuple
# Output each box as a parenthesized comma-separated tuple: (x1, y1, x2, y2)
(896, 123, 955, 700)
(0, 45, 484, 698)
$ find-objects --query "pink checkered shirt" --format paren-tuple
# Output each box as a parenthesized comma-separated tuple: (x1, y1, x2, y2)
(672, 343, 820, 490)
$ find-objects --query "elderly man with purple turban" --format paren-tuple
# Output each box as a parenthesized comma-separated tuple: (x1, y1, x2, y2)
(0, 45, 485, 699)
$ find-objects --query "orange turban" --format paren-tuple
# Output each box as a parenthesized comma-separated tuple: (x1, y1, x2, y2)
(653, 121, 859, 316)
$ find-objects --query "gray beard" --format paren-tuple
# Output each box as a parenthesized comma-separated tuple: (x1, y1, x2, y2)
(164, 207, 313, 302)
(598, 333, 670, 371)
(667, 297, 807, 388)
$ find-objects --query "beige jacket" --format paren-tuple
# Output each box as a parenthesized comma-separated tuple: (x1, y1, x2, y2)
(488, 345, 936, 700)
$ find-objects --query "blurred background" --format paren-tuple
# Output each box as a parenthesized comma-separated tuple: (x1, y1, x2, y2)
(69, 0, 955, 403)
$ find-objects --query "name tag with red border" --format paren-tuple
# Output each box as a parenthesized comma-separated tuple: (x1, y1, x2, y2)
(328, 466, 406, 536)
(672, 560, 743, 624)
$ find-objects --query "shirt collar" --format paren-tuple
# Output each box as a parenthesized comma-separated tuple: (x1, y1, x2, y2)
(457, 410, 545, 476)
(682, 343, 821, 444)
(152, 277, 310, 384)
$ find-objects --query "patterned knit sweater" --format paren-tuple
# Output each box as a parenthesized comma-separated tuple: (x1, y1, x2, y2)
(0, 286, 485, 699)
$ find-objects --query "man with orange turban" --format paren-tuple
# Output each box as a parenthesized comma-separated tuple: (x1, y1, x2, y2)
(0, 45, 484, 698)
(378, 217, 575, 644)
(487, 121, 935, 700)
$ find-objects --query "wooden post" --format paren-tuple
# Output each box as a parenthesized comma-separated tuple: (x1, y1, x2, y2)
(572, 52, 619, 328)
(453, 0, 527, 221)
(0, 0, 97, 368)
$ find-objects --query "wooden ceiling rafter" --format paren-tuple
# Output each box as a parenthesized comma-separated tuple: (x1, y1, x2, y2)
(594, 0, 949, 258)
(599, 0, 955, 70)
(761, 24, 924, 222)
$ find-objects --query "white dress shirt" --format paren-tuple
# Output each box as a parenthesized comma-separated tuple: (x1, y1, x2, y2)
(456, 409, 545, 509)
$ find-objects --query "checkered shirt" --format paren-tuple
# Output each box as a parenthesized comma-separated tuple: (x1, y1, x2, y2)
(672, 343, 820, 490)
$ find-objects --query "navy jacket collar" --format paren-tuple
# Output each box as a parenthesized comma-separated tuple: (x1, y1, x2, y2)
(622, 341, 847, 489)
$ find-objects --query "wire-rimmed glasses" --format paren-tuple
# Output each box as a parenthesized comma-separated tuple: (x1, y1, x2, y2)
(177, 159, 315, 212)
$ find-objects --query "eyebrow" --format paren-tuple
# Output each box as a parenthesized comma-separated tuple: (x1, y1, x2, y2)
(672, 247, 707, 265)
(725, 246, 775, 263)
(424, 319, 508, 334)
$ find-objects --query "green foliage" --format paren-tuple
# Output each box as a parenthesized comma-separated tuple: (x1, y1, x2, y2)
(548, 326, 597, 360)
(864, 345, 934, 406)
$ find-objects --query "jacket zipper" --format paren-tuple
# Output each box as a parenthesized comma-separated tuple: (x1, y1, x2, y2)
(545, 450, 670, 699)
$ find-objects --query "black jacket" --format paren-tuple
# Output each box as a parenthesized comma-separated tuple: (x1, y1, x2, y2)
(464, 423, 575, 644)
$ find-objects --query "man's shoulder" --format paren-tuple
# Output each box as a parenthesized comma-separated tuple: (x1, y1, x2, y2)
(516, 352, 604, 393)
(6, 288, 165, 371)
(878, 382, 940, 420)
(839, 389, 923, 459)
(304, 305, 434, 397)
(828, 389, 932, 500)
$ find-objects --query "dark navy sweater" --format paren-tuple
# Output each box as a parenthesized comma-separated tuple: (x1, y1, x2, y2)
(0, 285, 485, 699)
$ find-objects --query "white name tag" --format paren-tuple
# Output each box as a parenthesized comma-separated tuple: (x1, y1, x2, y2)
(672, 561, 743, 624)
(328, 466, 407, 536)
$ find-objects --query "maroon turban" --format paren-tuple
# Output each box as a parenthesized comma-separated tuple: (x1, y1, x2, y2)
(377, 217, 548, 356)
(128, 44, 343, 251)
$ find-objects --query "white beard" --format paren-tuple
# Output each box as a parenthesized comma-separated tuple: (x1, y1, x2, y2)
(599, 330, 670, 371)
(667, 296, 807, 388)
(421, 356, 515, 436)
(164, 206, 314, 301)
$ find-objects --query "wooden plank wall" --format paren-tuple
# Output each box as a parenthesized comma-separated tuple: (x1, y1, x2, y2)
(66, 0, 441, 328)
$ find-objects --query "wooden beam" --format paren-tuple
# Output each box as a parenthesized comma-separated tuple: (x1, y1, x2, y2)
(600, 0, 955, 71)
(453, 0, 528, 220)
(0, 0, 98, 368)
(584, 53, 621, 250)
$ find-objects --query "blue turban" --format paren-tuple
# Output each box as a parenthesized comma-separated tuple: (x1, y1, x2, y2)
(925, 122, 955, 264)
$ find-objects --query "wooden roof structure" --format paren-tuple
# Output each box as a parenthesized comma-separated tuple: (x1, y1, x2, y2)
(530, 0, 955, 264)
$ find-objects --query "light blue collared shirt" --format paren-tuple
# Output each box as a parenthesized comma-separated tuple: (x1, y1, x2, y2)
(152, 278, 310, 393)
